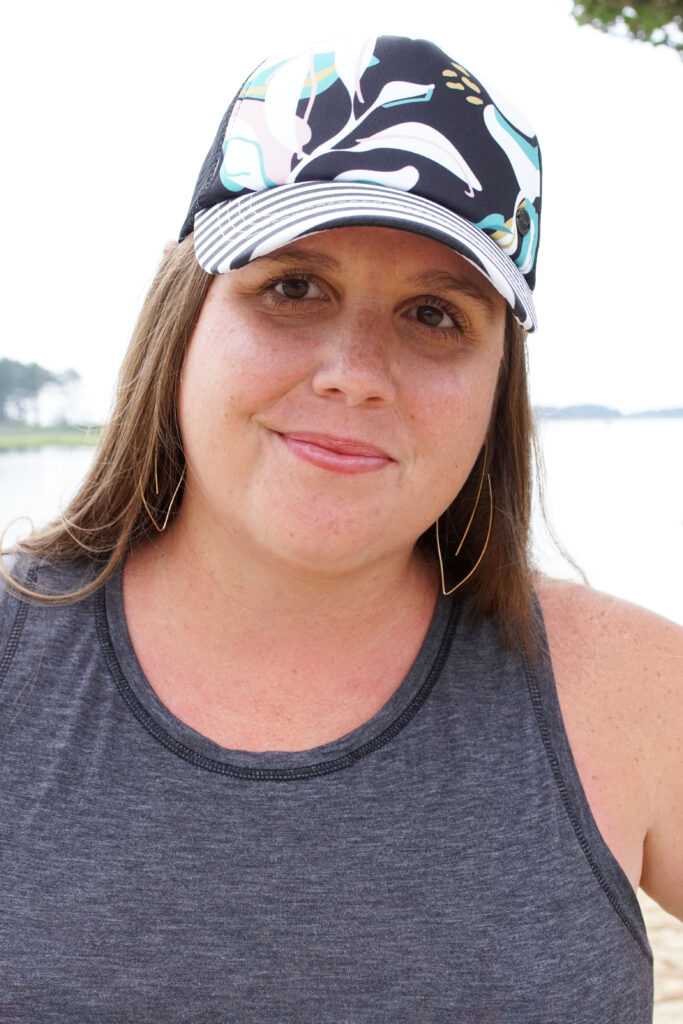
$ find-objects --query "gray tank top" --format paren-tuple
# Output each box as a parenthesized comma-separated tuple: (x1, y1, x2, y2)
(0, 560, 652, 1022)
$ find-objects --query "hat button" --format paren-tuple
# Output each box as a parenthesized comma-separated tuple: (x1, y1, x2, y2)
(516, 207, 531, 235)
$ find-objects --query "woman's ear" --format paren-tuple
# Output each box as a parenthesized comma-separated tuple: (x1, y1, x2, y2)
(162, 240, 179, 258)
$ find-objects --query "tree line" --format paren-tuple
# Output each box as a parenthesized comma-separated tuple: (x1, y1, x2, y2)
(0, 358, 80, 424)
(571, 0, 682, 55)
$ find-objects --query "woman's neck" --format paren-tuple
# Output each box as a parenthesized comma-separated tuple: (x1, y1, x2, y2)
(122, 519, 439, 752)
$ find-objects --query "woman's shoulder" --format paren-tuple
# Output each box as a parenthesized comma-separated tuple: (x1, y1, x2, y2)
(536, 575, 682, 671)
(536, 575, 683, 918)
(0, 554, 106, 641)
(534, 576, 682, 797)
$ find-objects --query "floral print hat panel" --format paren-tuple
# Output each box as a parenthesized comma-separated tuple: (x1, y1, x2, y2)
(179, 35, 542, 332)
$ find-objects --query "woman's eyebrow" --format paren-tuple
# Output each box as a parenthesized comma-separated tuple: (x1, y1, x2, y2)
(251, 254, 498, 316)
(253, 250, 341, 272)
(410, 270, 498, 315)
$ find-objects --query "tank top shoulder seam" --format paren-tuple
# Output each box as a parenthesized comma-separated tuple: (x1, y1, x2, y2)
(522, 654, 652, 963)
(95, 585, 461, 782)
(0, 564, 38, 688)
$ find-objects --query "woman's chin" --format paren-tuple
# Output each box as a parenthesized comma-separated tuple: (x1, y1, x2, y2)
(173, 485, 428, 584)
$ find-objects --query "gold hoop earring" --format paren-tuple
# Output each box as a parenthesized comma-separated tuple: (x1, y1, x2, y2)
(436, 449, 493, 597)
(140, 455, 185, 533)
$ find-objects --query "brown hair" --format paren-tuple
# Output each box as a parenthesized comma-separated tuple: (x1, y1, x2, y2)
(3, 236, 540, 651)
(2, 238, 211, 600)
(418, 308, 539, 651)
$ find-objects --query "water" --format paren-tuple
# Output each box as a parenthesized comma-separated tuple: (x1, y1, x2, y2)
(1, 420, 681, 624)
(0, 446, 96, 544)
(534, 418, 683, 625)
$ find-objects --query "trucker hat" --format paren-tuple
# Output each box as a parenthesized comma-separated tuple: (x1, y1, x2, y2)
(179, 35, 542, 331)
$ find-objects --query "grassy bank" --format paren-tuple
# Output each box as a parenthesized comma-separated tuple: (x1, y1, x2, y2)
(0, 423, 100, 451)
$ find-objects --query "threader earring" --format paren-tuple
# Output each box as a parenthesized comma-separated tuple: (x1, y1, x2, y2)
(140, 454, 185, 533)
(436, 447, 493, 597)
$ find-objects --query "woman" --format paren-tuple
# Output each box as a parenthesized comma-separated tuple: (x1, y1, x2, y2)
(1, 35, 680, 1022)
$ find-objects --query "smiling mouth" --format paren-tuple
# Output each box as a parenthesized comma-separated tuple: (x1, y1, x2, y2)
(277, 432, 394, 474)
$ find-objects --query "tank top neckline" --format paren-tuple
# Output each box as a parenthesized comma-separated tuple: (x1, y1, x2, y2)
(98, 564, 460, 780)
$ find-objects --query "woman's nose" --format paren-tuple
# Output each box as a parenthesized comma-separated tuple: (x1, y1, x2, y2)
(310, 310, 397, 407)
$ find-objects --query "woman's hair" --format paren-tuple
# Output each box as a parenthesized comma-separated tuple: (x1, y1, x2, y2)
(418, 308, 540, 651)
(2, 235, 540, 651)
(2, 238, 211, 599)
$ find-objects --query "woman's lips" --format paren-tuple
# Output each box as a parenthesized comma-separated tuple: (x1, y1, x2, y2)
(278, 432, 394, 474)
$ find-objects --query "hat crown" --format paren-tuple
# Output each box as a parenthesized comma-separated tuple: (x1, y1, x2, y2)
(180, 36, 542, 328)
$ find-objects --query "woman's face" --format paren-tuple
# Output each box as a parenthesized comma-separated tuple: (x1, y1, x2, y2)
(176, 226, 506, 578)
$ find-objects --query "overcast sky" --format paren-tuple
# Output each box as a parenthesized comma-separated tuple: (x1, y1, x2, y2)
(1, 0, 681, 421)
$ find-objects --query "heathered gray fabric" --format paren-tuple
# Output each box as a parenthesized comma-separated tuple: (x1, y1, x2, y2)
(0, 559, 652, 1023)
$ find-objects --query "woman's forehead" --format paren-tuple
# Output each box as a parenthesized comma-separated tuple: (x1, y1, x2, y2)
(245, 226, 504, 308)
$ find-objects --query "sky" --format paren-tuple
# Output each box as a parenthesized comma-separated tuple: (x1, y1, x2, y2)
(1, 0, 682, 422)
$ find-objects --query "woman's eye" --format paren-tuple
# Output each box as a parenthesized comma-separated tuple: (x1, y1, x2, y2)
(273, 277, 323, 300)
(408, 303, 457, 329)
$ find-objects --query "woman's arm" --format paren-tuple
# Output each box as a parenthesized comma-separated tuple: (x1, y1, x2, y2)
(537, 578, 683, 919)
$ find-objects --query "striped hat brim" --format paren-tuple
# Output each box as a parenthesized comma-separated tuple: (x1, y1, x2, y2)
(193, 181, 537, 332)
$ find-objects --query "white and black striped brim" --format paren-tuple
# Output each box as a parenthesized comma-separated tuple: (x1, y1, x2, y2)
(193, 181, 537, 332)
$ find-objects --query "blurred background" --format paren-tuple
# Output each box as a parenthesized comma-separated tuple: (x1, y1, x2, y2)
(0, 2, 682, 1013)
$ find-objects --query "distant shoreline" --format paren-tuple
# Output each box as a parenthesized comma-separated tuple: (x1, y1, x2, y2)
(536, 405, 683, 421)
(0, 424, 100, 451)
(0, 406, 681, 451)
